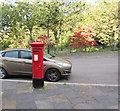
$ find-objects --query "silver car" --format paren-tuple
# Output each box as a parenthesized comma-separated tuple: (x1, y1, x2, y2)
(0, 49, 72, 82)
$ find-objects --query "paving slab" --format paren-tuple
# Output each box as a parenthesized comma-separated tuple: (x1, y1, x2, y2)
(54, 101, 72, 109)
(1, 81, 119, 110)
(35, 100, 54, 109)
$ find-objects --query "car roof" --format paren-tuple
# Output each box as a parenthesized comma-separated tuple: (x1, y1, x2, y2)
(0, 48, 32, 53)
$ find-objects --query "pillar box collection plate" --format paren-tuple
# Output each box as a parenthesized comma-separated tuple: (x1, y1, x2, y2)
(30, 42, 45, 88)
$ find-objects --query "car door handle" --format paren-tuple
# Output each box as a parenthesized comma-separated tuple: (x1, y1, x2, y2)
(16, 61, 21, 63)
(23, 61, 31, 64)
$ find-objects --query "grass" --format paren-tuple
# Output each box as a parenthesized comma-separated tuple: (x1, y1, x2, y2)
(63, 82, 67, 85)
(49, 46, 119, 54)
(38, 84, 48, 90)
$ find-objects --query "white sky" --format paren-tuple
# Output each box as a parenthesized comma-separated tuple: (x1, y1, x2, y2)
(84, 0, 96, 4)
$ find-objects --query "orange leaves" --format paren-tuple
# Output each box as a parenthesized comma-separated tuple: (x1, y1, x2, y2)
(37, 34, 56, 46)
(70, 26, 97, 48)
(38, 34, 48, 40)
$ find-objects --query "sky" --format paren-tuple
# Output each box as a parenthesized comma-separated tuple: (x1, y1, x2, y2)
(84, 0, 96, 4)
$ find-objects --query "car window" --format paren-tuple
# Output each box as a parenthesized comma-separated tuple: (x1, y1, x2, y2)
(4, 51, 18, 58)
(44, 53, 52, 59)
(21, 51, 32, 59)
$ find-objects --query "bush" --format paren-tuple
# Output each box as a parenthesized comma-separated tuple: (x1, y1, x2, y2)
(82, 47, 99, 52)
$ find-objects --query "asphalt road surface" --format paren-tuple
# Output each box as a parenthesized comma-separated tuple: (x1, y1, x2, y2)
(60, 51, 118, 85)
(4, 51, 118, 85)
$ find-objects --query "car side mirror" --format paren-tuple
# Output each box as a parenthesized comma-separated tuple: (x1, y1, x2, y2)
(50, 54, 55, 57)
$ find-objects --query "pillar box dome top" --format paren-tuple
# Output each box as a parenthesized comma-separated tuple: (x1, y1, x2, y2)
(30, 42, 46, 47)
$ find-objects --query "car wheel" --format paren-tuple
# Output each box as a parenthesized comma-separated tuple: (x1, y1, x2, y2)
(45, 69, 61, 82)
(0, 68, 7, 79)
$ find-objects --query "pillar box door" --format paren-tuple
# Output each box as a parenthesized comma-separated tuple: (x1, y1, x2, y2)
(30, 42, 45, 88)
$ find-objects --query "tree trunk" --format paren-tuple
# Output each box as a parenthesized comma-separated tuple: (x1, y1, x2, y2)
(113, 30, 118, 50)
(55, 39, 59, 54)
(113, 39, 117, 50)
(0, 42, 2, 50)
(29, 29, 33, 43)
(47, 28, 50, 54)
(54, 32, 59, 54)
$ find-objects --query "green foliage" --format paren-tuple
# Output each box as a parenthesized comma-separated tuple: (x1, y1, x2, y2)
(38, 2, 65, 53)
(1, 0, 119, 53)
(82, 47, 99, 52)
(81, 0, 119, 49)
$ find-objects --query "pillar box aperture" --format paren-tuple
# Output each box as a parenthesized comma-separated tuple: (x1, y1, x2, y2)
(30, 42, 45, 88)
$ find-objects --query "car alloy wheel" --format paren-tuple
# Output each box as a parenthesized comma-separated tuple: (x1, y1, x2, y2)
(0, 68, 7, 79)
(45, 69, 61, 82)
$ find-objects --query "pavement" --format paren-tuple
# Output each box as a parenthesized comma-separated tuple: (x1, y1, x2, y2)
(0, 80, 119, 110)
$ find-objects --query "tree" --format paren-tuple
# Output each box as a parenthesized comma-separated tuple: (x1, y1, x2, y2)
(80, 0, 119, 49)
(15, 2, 43, 43)
(70, 26, 97, 49)
(38, 2, 64, 53)
(63, 1, 86, 31)
(1, 2, 46, 48)
(1, 3, 24, 49)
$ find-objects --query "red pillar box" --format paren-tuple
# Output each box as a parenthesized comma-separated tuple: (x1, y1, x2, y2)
(30, 42, 45, 88)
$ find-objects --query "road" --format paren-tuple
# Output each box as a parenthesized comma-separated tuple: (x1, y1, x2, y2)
(3, 51, 118, 85)
(60, 51, 118, 85)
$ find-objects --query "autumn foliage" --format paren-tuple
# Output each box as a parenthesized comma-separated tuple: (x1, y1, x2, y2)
(70, 26, 98, 48)
(37, 34, 56, 46)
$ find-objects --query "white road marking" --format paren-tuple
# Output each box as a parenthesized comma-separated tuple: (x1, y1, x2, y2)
(0, 79, 119, 87)
(0, 79, 32, 83)
(47, 82, 120, 87)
